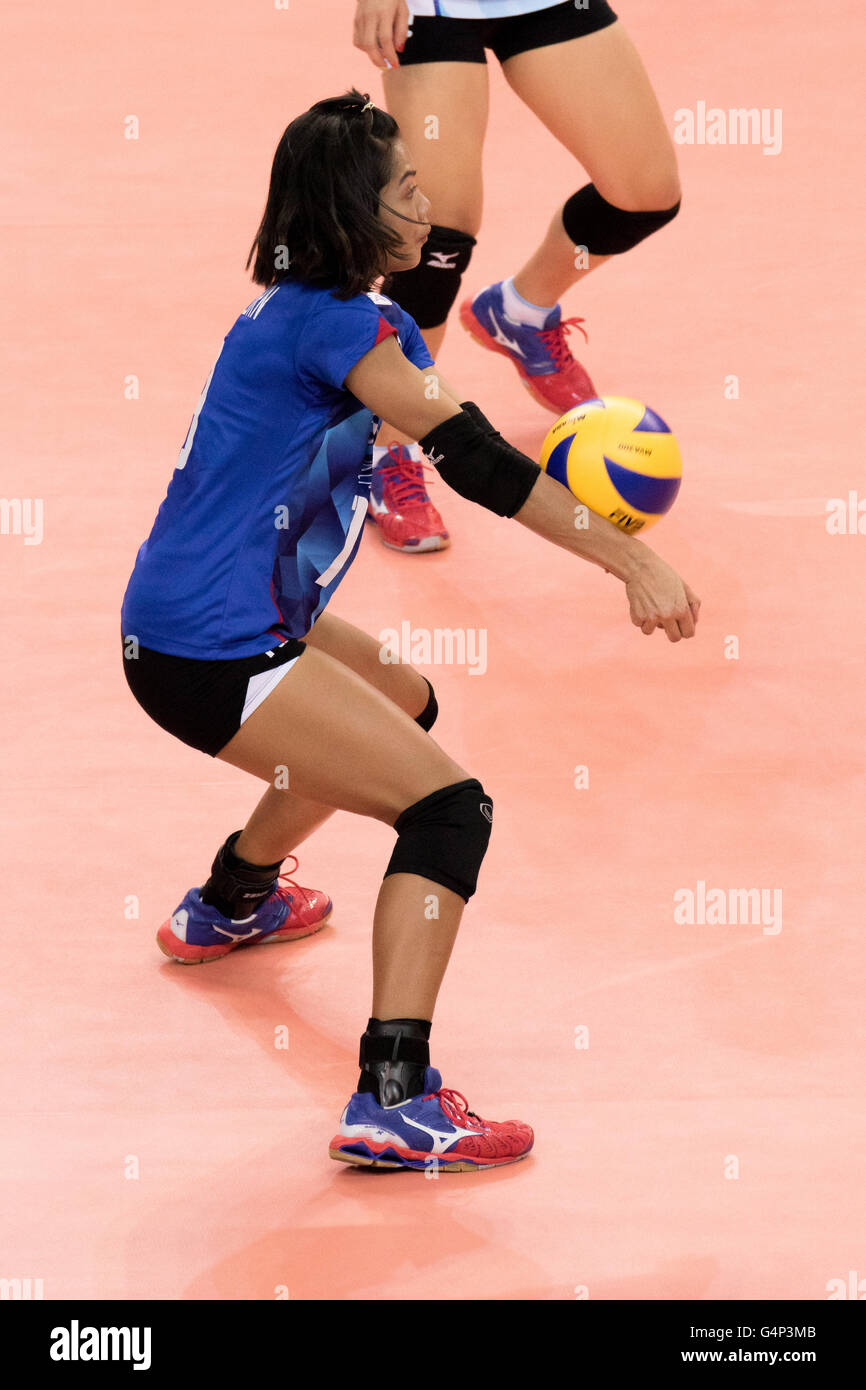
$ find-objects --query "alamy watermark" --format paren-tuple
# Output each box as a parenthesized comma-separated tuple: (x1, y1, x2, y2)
(379, 621, 487, 675)
(49, 1321, 151, 1370)
(0, 1277, 44, 1299)
(825, 491, 866, 534)
(674, 102, 782, 156)
(674, 880, 782, 935)
(0, 498, 43, 544)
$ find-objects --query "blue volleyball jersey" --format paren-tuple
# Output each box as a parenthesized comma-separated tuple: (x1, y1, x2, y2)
(121, 282, 433, 660)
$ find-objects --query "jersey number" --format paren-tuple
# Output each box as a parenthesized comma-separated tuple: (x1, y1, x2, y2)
(176, 351, 222, 470)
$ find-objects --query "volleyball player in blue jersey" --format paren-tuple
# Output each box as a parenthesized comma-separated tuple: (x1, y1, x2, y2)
(354, 0, 682, 553)
(121, 92, 699, 1171)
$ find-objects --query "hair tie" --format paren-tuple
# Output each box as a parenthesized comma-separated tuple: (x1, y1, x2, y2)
(361, 98, 374, 112)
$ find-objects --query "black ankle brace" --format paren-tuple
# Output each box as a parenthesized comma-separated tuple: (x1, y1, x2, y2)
(358, 1017, 432, 1107)
(199, 831, 283, 920)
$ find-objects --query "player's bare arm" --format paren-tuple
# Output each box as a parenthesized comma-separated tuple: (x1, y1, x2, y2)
(346, 337, 700, 642)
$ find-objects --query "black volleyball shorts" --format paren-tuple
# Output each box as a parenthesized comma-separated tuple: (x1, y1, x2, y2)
(121, 637, 306, 757)
(398, 1, 618, 66)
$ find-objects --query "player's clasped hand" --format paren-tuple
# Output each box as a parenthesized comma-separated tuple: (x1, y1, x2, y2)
(353, 0, 410, 70)
(625, 554, 701, 642)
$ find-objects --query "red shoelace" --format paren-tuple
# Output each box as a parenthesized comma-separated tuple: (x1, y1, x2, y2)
(275, 855, 318, 911)
(426, 1085, 484, 1130)
(380, 444, 437, 511)
(537, 315, 589, 372)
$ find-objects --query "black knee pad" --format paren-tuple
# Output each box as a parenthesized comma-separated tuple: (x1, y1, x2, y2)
(414, 677, 438, 732)
(385, 777, 492, 902)
(385, 224, 476, 328)
(562, 183, 681, 256)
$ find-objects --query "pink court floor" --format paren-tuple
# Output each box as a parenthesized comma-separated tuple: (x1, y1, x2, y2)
(1, 0, 864, 1300)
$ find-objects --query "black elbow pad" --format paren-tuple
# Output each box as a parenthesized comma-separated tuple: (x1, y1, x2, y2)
(418, 402, 541, 517)
(457, 399, 497, 435)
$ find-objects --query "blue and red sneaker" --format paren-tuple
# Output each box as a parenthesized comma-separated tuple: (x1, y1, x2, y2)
(368, 443, 450, 553)
(329, 1066, 534, 1172)
(156, 859, 332, 964)
(459, 281, 596, 413)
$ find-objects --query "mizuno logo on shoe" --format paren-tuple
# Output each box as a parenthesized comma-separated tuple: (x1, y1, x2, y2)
(486, 308, 524, 357)
(171, 909, 189, 942)
(211, 924, 261, 941)
(401, 1114, 475, 1154)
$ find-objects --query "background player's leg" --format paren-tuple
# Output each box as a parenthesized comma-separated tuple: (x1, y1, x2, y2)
(218, 645, 473, 1019)
(371, 62, 489, 551)
(232, 613, 434, 866)
(502, 21, 681, 306)
(381, 59, 489, 289)
(378, 59, 488, 452)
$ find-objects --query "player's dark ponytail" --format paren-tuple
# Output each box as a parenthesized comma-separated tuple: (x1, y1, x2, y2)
(246, 90, 409, 299)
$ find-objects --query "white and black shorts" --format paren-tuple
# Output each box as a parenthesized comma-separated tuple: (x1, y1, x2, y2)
(121, 637, 306, 757)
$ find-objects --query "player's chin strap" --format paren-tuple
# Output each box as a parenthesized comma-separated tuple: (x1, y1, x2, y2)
(377, 198, 431, 228)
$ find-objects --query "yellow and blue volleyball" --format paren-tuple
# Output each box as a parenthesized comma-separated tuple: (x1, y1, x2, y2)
(539, 396, 682, 533)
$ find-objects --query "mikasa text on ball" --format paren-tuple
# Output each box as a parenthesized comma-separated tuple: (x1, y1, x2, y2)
(540, 396, 682, 533)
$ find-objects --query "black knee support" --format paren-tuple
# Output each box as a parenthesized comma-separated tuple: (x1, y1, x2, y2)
(385, 777, 492, 902)
(386, 224, 476, 328)
(414, 677, 438, 732)
(562, 183, 681, 256)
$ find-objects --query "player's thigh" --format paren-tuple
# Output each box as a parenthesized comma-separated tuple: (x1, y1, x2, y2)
(382, 61, 489, 235)
(502, 22, 681, 210)
(304, 611, 429, 718)
(216, 644, 466, 822)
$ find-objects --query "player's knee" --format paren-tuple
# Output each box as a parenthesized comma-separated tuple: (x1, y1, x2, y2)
(594, 143, 681, 215)
(657, 167, 682, 211)
(385, 224, 477, 328)
(414, 676, 438, 732)
(563, 182, 681, 256)
(385, 777, 493, 902)
(628, 170, 682, 215)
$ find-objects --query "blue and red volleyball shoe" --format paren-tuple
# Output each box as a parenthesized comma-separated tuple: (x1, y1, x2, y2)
(368, 443, 450, 553)
(156, 859, 332, 964)
(459, 282, 596, 413)
(329, 1066, 534, 1172)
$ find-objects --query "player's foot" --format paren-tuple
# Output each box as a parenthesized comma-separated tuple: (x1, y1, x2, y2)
(156, 858, 332, 964)
(329, 1066, 534, 1172)
(368, 443, 450, 553)
(459, 281, 596, 413)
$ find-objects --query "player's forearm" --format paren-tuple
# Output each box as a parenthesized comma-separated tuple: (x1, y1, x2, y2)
(513, 468, 650, 584)
(438, 399, 648, 577)
(418, 402, 698, 639)
(419, 401, 651, 580)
